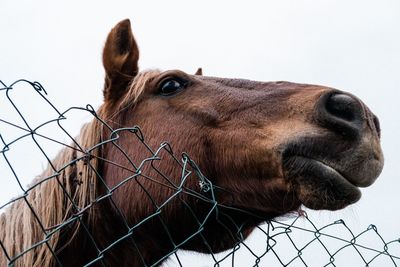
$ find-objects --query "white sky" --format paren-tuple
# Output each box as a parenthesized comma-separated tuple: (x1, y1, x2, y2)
(1, 0, 399, 266)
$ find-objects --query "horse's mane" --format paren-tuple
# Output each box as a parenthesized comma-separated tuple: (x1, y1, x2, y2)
(0, 70, 160, 267)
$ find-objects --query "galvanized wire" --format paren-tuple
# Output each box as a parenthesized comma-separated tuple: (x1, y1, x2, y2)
(0, 79, 399, 266)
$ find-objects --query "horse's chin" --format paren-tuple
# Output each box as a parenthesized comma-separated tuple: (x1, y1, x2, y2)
(283, 156, 361, 210)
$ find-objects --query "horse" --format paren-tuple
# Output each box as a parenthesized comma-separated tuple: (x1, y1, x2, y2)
(0, 19, 383, 266)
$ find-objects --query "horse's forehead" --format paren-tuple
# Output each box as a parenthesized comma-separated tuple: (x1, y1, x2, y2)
(196, 76, 312, 92)
(198, 76, 264, 89)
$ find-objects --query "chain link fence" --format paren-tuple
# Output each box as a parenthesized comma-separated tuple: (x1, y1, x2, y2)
(0, 79, 399, 266)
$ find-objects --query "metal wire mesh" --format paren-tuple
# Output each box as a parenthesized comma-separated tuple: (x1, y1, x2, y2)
(0, 79, 399, 266)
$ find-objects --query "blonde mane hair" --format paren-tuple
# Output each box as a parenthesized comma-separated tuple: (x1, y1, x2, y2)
(0, 70, 160, 267)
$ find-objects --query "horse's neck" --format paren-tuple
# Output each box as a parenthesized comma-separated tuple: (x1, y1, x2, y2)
(55, 199, 167, 266)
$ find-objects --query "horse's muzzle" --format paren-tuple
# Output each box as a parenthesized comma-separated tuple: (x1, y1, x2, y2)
(281, 90, 384, 210)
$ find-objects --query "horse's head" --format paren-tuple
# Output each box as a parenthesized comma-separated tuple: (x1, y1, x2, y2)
(99, 19, 383, 252)
(0, 19, 385, 267)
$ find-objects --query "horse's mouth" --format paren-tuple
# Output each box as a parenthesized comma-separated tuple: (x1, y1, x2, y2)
(282, 155, 362, 210)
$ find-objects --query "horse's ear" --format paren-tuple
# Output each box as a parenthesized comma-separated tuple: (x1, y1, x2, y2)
(195, 67, 203, 76)
(103, 19, 139, 104)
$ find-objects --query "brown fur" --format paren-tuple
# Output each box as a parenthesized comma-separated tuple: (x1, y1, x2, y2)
(0, 19, 383, 266)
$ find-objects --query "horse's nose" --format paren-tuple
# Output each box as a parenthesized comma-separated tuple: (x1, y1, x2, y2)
(317, 92, 368, 138)
(325, 94, 362, 122)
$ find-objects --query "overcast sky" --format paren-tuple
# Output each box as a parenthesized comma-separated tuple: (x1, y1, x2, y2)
(1, 0, 399, 266)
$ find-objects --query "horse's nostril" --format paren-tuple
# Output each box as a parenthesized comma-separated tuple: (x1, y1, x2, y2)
(325, 94, 361, 122)
(373, 115, 381, 138)
(317, 93, 365, 138)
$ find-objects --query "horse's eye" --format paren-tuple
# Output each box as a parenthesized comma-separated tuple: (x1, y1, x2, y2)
(159, 79, 185, 95)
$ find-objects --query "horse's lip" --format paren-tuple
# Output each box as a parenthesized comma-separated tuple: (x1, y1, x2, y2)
(282, 155, 362, 210)
(283, 156, 358, 188)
